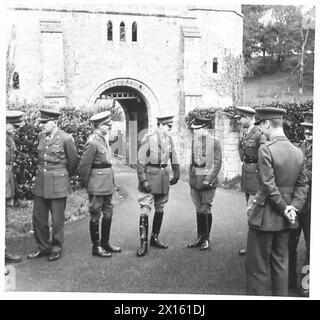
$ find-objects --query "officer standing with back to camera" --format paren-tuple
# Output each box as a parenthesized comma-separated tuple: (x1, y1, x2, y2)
(79, 110, 121, 258)
(187, 117, 222, 251)
(245, 107, 309, 296)
(288, 111, 313, 295)
(136, 115, 180, 257)
(234, 106, 266, 256)
(28, 109, 79, 262)
(5, 110, 24, 264)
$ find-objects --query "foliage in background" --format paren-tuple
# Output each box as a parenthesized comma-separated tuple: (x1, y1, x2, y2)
(7, 102, 120, 199)
(185, 99, 313, 142)
(242, 4, 315, 93)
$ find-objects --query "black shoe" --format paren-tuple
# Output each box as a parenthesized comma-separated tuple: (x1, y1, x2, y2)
(200, 240, 210, 251)
(187, 235, 203, 248)
(103, 243, 121, 253)
(238, 249, 246, 256)
(150, 234, 168, 249)
(48, 252, 61, 262)
(5, 251, 23, 263)
(27, 250, 50, 259)
(92, 245, 112, 258)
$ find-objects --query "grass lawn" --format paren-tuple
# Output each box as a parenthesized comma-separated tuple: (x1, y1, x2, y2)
(243, 70, 313, 105)
(6, 186, 126, 240)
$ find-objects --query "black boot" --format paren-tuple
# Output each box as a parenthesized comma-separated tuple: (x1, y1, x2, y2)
(187, 213, 204, 248)
(5, 250, 23, 264)
(200, 213, 212, 251)
(90, 220, 111, 258)
(150, 211, 168, 249)
(137, 214, 148, 257)
(101, 217, 121, 253)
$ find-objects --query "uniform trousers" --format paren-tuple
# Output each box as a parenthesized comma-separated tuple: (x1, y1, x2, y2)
(246, 227, 290, 296)
(190, 186, 215, 214)
(33, 196, 66, 253)
(88, 194, 113, 221)
(288, 211, 311, 286)
(138, 191, 168, 215)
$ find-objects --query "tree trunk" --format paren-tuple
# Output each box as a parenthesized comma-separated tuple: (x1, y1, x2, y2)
(298, 27, 310, 95)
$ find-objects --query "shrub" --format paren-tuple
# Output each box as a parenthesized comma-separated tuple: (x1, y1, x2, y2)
(185, 99, 313, 143)
(7, 103, 119, 199)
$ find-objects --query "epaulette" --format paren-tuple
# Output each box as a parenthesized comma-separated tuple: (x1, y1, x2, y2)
(141, 132, 153, 144)
(265, 139, 278, 147)
(88, 133, 96, 142)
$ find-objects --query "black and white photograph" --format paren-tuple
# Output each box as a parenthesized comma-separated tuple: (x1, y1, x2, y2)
(2, 0, 319, 301)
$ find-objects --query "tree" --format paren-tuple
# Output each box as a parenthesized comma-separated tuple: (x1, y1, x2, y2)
(6, 25, 16, 102)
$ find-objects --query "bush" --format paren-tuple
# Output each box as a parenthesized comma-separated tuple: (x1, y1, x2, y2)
(185, 99, 313, 143)
(7, 103, 119, 200)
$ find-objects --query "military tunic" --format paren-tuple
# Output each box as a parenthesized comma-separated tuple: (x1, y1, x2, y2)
(189, 133, 222, 214)
(239, 126, 266, 196)
(289, 140, 312, 287)
(246, 136, 309, 296)
(137, 130, 180, 213)
(6, 135, 16, 200)
(32, 128, 79, 253)
(79, 130, 115, 219)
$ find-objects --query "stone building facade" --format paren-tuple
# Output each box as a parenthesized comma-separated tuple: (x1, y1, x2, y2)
(6, 3, 243, 179)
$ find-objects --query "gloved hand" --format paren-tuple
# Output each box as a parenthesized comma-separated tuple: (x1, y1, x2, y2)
(141, 181, 151, 193)
(202, 180, 212, 190)
(170, 178, 179, 185)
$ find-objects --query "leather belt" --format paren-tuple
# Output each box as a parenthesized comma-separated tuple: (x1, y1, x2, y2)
(92, 163, 112, 169)
(244, 161, 258, 164)
(147, 163, 167, 168)
(192, 163, 206, 168)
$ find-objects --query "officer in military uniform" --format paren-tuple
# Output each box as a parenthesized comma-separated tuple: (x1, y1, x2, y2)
(234, 106, 266, 256)
(187, 117, 222, 251)
(5, 110, 24, 264)
(246, 107, 309, 296)
(136, 115, 180, 257)
(79, 111, 121, 258)
(288, 111, 313, 294)
(28, 109, 79, 262)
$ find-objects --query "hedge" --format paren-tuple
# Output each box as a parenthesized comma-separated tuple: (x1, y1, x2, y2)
(185, 100, 313, 143)
(7, 103, 117, 200)
(7, 100, 313, 199)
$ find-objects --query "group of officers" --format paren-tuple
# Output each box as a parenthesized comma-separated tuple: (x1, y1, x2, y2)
(5, 104, 312, 297)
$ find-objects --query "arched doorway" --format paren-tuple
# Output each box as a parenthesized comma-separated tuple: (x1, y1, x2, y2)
(89, 78, 160, 164)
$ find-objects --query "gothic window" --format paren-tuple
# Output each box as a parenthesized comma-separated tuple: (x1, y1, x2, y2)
(212, 57, 218, 73)
(107, 21, 113, 41)
(120, 22, 126, 41)
(132, 22, 137, 42)
(12, 71, 19, 89)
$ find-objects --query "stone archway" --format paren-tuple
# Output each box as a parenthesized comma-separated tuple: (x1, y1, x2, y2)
(89, 77, 160, 129)
(89, 78, 160, 164)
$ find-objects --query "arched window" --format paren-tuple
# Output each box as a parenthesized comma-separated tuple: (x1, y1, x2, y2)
(107, 21, 113, 41)
(212, 57, 218, 73)
(132, 22, 137, 42)
(12, 71, 19, 89)
(120, 21, 126, 41)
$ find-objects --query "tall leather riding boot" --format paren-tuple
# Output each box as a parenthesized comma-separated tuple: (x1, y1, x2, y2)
(187, 213, 204, 248)
(200, 214, 212, 251)
(101, 217, 121, 253)
(137, 214, 148, 257)
(90, 220, 111, 258)
(150, 211, 168, 249)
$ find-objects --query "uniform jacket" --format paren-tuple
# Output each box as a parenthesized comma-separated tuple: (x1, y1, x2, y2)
(137, 130, 180, 195)
(189, 133, 222, 190)
(299, 140, 312, 213)
(32, 128, 79, 199)
(239, 125, 266, 194)
(6, 134, 16, 198)
(248, 136, 309, 231)
(79, 130, 115, 195)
